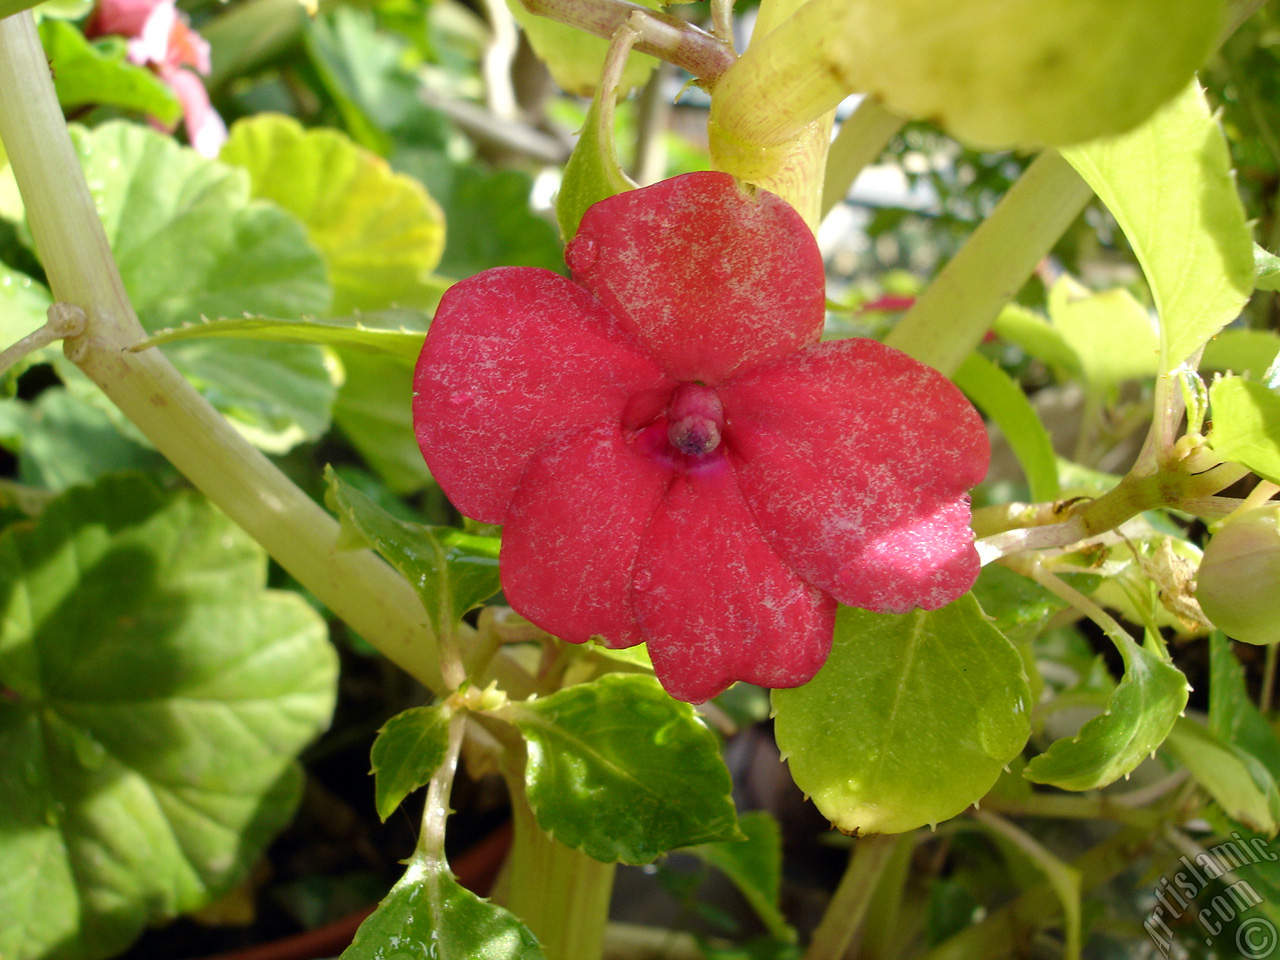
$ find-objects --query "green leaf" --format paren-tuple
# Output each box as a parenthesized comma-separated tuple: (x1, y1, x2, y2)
(341, 859, 546, 960)
(333, 349, 433, 494)
(324, 467, 500, 637)
(68, 121, 335, 452)
(687, 811, 795, 942)
(1046, 279, 1160, 390)
(1209, 376, 1280, 483)
(1208, 632, 1280, 774)
(1023, 633, 1188, 791)
(0, 265, 51, 387)
(8, 388, 168, 491)
(425, 162, 565, 280)
(1164, 718, 1280, 834)
(163, 337, 338, 453)
(1255, 244, 1280, 292)
(304, 7, 452, 156)
(1062, 82, 1255, 372)
(73, 122, 331, 327)
(990, 303, 1080, 378)
(370, 704, 452, 822)
(38, 20, 181, 124)
(1201, 328, 1280, 377)
(136, 311, 427, 360)
(0, 474, 337, 960)
(772, 596, 1031, 835)
(954, 352, 1059, 501)
(505, 673, 742, 864)
(220, 114, 447, 314)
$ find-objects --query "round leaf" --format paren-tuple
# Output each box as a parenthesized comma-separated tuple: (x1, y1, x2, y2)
(772, 596, 1031, 835)
(0, 474, 337, 960)
(507, 673, 742, 864)
(220, 114, 446, 314)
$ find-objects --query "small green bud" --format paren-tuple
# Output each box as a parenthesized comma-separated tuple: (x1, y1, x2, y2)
(1195, 506, 1280, 645)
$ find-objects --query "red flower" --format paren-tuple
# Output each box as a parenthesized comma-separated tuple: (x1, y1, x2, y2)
(413, 172, 988, 702)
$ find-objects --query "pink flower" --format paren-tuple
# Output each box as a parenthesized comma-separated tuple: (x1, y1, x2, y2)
(86, 0, 227, 156)
(413, 172, 989, 702)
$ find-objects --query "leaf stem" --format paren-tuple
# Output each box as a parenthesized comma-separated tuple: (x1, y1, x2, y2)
(0, 302, 85, 378)
(803, 833, 901, 960)
(885, 151, 1093, 376)
(415, 709, 467, 866)
(500, 750, 617, 960)
(516, 0, 735, 83)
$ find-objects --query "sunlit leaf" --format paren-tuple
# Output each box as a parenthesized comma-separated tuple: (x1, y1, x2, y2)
(136, 312, 428, 360)
(220, 114, 447, 314)
(505, 673, 742, 864)
(0, 474, 337, 960)
(954, 352, 1059, 501)
(506, 0, 657, 97)
(39, 20, 180, 124)
(1208, 376, 1280, 484)
(1164, 718, 1279, 834)
(773, 596, 1031, 835)
(1024, 634, 1188, 791)
(1062, 82, 1254, 372)
(67, 121, 335, 452)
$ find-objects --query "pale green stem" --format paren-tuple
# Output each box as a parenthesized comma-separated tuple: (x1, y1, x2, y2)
(885, 151, 1093, 375)
(501, 751, 617, 960)
(803, 833, 901, 960)
(976, 459, 1250, 563)
(820, 98, 905, 220)
(0, 302, 85, 378)
(414, 709, 467, 865)
(979, 786, 1170, 831)
(0, 12, 537, 698)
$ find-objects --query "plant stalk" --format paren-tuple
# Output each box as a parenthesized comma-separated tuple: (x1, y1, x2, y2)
(885, 150, 1094, 375)
(803, 833, 901, 960)
(501, 752, 617, 960)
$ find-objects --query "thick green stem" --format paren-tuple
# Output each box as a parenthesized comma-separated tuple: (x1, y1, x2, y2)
(502, 754, 616, 960)
(0, 12, 459, 693)
(885, 151, 1093, 375)
(803, 833, 901, 960)
(820, 97, 905, 220)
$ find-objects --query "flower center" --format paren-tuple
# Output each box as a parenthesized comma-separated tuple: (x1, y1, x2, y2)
(667, 383, 724, 457)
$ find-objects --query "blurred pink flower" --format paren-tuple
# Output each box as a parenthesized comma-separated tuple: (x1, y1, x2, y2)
(87, 0, 226, 156)
(413, 172, 989, 702)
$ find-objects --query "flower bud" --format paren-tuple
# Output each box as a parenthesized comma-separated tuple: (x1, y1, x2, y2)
(1195, 506, 1280, 645)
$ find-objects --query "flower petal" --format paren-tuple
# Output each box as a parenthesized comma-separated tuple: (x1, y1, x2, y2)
(633, 462, 836, 703)
(501, 423, 671, 646)
(414, 267, 671, 522)
(566, 172, 825, 384)
(721, 338, 989, 613)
